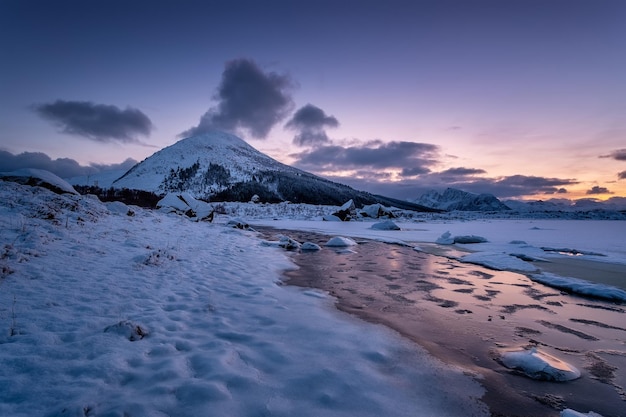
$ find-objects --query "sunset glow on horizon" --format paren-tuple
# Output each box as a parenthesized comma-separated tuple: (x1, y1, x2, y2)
(1, 0, 625, 201)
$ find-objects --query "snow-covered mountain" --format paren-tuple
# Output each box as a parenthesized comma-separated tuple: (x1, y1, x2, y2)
(111, 131, 436, 210)
(505, 197, 626, 213)
(114, 131, 291, 193)
(413, 188, 510, 211)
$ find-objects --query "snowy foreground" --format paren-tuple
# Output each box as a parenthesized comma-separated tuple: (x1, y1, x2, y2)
(0, 182, 489, 417)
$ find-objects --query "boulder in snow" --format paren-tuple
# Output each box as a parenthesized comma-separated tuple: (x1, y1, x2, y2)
(332, 199, 356, 221)
(106, 201, 135, 216)
(104, 320, 149, 341)
(156, 192, 215, 221)
(277, 235, 301, 251)
(453, 235, 488, 244)
(226, 218, 252, 230)
(359, 203, 395, 219)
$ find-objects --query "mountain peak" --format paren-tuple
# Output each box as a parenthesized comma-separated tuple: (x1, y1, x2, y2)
(413, 187, 510, 211)
(112, 131, 292, 196)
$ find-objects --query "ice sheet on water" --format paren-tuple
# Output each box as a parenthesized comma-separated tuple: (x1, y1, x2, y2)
(530, 272, 626, 302)
(461, 252, 539, 272)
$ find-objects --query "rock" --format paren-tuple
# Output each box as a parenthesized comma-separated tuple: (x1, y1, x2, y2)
(226, 218, 251, 230)
(332, 199, 356, 221)
(360, 203, 395, 218)
(453, 235, 487, 244)
(277, 235, 301, 251)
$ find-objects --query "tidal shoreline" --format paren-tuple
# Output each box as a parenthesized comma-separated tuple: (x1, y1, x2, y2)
(258, 227, 626, 417)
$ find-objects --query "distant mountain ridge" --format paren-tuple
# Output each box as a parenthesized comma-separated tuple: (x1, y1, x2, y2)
(110, 131, 438, 211)
(413, 188, 511, 211)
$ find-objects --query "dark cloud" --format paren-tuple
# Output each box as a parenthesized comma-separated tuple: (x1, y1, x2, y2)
(285, 104, 339, 147)
(182, 59, 294, 139)
(286, 104, 339, 131)
(292, 141, 440, 172)
(33, 100, 153, 143)
(438, 167, 486, 176)
(600, 149, 626, 161)
(404, 174, 576, 198)
(401, 167, 431, 177)
(586, 185, 612, 195)
(292, 131, 331, 147)
(0, 150, 137, 179)
(619, 171, 626, 180)
(494, 175, 575, 191)
(318, 171, 578, 201)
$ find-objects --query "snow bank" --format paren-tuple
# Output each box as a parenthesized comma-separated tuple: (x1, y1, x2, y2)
(1, 168, 79, 195)
(500, 347, 581, 381)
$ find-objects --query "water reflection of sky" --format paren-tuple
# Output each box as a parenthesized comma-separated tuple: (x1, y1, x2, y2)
(274, 228, 626, 415)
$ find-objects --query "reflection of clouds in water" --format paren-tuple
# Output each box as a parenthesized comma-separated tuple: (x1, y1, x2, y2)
(279, 229, 626, 416)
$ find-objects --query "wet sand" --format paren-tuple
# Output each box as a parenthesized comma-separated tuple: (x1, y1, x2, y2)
(259, 228, 626, 417)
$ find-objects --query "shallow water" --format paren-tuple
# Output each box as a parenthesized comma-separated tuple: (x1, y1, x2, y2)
(260, 228, 626, 417)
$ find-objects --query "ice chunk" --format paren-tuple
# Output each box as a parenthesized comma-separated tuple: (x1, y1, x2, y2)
(436, 231, 454, 245)
(461, 252, 538, 272)
(560, 409, 604, 417)
(301, 242, 322, 251)
(325, 236, 358, 247)
(500, 347, 581, 381)
(371, 220, 400, 230)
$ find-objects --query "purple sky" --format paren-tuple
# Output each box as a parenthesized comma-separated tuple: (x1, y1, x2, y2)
(1, 0, 625, 200)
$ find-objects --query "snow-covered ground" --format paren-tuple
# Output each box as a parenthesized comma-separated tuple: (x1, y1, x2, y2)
(3, 180, 625, 417)
(0, 181, 488, 417)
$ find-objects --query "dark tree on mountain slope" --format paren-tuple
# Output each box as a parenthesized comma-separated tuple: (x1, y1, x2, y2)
(211, 181, 281, 203)
(74, 185, 161, 208)
(203, 163, 231, 187)
(162, 161, 201, 192)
